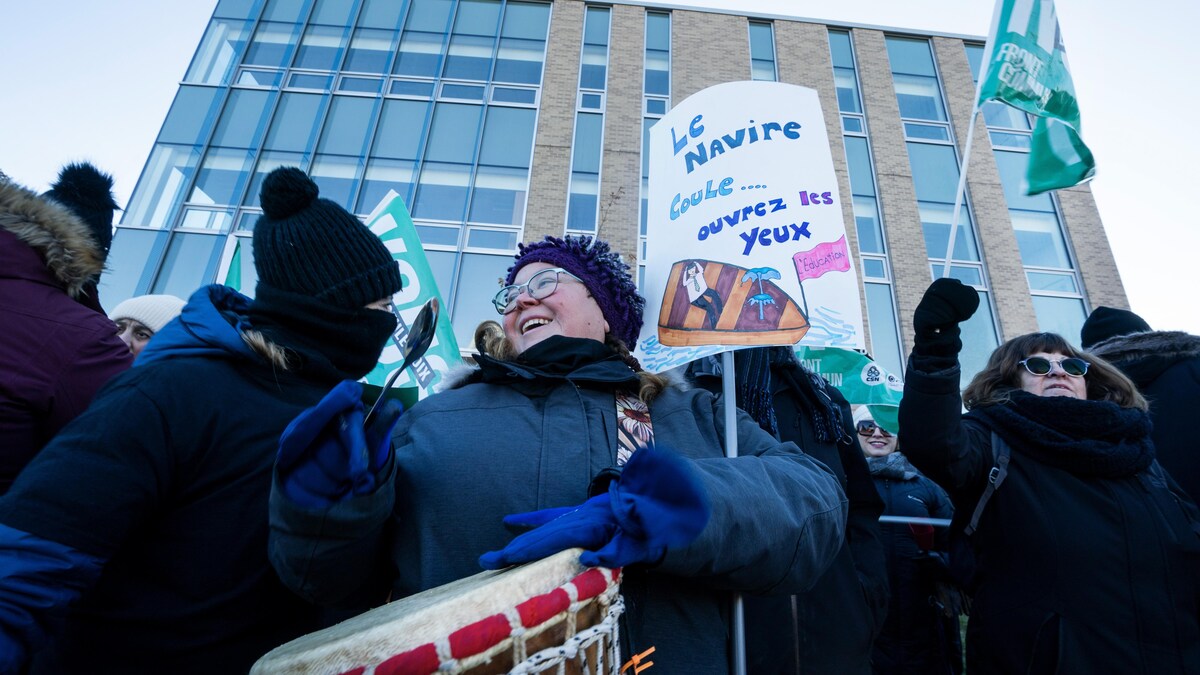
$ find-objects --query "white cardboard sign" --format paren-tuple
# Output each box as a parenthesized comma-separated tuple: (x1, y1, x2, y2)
(634, 81, 865, 373)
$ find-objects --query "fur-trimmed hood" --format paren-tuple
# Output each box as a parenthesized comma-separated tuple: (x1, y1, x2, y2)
(1089, 330, 1200, 386)
(0, 178, 105, 298)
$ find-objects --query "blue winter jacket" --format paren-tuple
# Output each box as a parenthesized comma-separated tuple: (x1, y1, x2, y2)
(0, 285, 328, 674)
(270, 338, 848, 674)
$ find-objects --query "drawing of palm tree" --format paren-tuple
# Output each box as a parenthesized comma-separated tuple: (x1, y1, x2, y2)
(741, 267, 780, 320)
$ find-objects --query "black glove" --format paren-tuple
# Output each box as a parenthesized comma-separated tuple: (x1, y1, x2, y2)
(912, 278, 979, 360)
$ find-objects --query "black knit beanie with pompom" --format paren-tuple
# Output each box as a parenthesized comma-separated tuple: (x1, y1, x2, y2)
(252, 167, 401, 308)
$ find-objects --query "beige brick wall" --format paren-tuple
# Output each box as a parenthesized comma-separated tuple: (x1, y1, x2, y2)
(671, 10, 748, 105)
(597, 3, 645, 265)
(934, 37, 1040, 340)
(1058, 186, 1129, 310)
(854, 28, 926, 358)
(525, 0, 584, 242)
(776, 22, 877, 356)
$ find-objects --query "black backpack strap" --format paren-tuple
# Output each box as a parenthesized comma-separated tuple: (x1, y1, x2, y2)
(964, 432, 1011, 536)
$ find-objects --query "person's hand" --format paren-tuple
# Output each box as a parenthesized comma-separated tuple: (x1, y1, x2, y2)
(479, 446, 710, 570)
(912, 278, 980, 359)
(277, 380, 403, 509)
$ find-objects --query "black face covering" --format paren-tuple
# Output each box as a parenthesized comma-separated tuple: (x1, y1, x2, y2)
(248, 283, 397, 382)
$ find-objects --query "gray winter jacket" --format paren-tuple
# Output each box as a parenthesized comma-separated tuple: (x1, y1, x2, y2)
(270, 339, 848, 674)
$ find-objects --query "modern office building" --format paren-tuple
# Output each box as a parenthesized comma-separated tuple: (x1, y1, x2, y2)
(101, 0, 1128, 380)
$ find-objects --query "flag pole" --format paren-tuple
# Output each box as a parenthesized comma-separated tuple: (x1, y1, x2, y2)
(720, 350, 747, 675)
(941, 4, 998, 279)
(940, 108, 979, 279)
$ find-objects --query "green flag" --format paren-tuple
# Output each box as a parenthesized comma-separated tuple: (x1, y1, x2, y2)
(225, 241, 242, 292)
(978, 0, 1095, 194)
(794, 347, 903, 434)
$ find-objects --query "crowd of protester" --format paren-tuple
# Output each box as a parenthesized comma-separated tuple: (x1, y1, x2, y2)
(0, 165, 1196, 674)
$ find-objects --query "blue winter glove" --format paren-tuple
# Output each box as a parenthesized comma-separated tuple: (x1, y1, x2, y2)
(479, 446, 711, 570)
(276, 380, 403, 509)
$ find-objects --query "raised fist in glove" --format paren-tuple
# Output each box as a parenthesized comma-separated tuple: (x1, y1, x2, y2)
(479, 446, 711, 570)
(276, 380, 403, 509)
(912, 278, 980, 359)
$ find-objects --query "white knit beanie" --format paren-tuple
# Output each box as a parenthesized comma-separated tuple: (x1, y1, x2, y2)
(852, 405, 875, 425)
(108, 295, 186, 333)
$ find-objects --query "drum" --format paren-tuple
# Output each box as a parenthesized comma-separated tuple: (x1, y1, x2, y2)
(252, 549, 623, 675)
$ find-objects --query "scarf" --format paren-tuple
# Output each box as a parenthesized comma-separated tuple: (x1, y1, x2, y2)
(867, 452, 921, 481)
(970, 391, 1154, 478)
(475, 336, 640, 388)
(248, 283, 397, 382)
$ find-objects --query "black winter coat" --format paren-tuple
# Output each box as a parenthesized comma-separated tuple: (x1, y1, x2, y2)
(868, 454, 958, 675)
(900, 360, 1200, 675)
(693, 360, 889, 675)
(1091, 330, 1200, 500)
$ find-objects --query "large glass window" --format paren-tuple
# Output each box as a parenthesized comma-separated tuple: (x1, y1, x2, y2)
(864, 283, 903, 376)
(748, 21, 776, 82)
(567, 112, 603, 232)
(413, 162, 471, 221)
(311, 0, 358, 25)
(450, 252, 511, 350)
(124, 145, 202, 228)
(886, 37, 947, 124)
(294, 24, 350, 70)
(358, 158, 418, 213)
(494, 1, 550, 84)
(97, 228, 170, 303)
(151, 232, 226, 298)
(644, 12, 670, 96)
(395, 0, 454, 77)
(424, 102, 484, 163)
(580, 7, 611, 90)
(443, 0, 501, 81)
(262, 0, 308, 23)
(190, 148, 255, 205)
(373, 99, 432, 159)
(317, 95, 379, 156)
(358, 0, 406, 29)
(243, 21, 303, 68)
(309, 154, 363, 209)
(211, 89, 278, 149)
(264, 92, 329, 152)
(158, 86, 223, 146)
(186, 18, 254, 85)
(344, 28, 398, 72)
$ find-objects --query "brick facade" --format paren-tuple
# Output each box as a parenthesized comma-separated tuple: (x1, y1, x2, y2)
(533, 4, 1125, 354)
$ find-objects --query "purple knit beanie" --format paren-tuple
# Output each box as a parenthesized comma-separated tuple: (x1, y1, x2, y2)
(505, 235, 645, 348)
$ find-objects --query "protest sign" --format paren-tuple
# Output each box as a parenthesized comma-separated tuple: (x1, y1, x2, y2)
(635, 81, 864, 373)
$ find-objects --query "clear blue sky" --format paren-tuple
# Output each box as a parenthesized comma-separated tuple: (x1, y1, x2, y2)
(2, 0, 1196, 334)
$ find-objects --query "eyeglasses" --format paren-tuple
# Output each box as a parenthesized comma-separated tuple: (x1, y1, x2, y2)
(1018, 356, 1089, 377)
(856, 421, 893, 438)
(493, 268, 583, 315)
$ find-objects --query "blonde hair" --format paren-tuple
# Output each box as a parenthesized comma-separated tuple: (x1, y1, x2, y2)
(963, 332, 1147, 411)
(240, 328, 293, 371)
(473, 320, 668, 404)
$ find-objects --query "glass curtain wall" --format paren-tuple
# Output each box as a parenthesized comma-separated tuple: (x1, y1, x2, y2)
(565, 6, 611, 235)
(966, 44, 1087, 340)
(105, 0, 551, 351)
(886, 35, 999, 385)
(828, 30, 904, 377)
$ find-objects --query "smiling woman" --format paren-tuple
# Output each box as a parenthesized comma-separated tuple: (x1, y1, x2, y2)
(268, 234, 852, 675)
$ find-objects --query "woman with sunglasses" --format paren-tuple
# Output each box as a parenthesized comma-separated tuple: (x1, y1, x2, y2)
(269, 235, 848, 674)
(898, 278, 1200, 675)
(855, 408, 962, 675)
